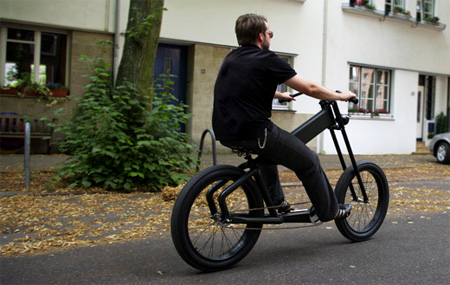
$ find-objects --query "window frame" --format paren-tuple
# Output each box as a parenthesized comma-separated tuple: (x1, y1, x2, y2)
(348, 65, 392, 117)
(272, 54, 295, 111)
(385, 0, 405, 14)
(0, 25, 70, 87)
(422, 0, 436, 21)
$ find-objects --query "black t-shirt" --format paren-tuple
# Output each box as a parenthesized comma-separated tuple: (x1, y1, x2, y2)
(212, 44, 297, 141)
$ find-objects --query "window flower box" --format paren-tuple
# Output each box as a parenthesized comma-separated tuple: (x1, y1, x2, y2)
(424, 16, 440, 24)
(46, 82, 69, 98)
(48, 89, 68, 97)
(0, 87, 18, 95)
(350, 0, 375, 10)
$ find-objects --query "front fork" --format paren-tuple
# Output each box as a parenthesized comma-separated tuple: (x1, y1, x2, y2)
(328, 101, 369, 203)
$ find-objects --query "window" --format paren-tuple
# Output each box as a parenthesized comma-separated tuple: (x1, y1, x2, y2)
(349, 65, 391, 115)
(272, 55, 294, 110)
(272, 83, 290, 109)
(350, 0, 373, 6)
(424, 75, 435, 120)
(385, 0, 404, 14)
(422, 0, 435, 21)
(1, 27, 68, 87)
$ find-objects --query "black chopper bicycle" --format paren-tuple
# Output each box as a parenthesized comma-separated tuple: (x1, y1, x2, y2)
(170, 94, 389, 272)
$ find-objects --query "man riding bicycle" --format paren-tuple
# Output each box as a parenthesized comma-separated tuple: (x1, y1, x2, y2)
(212, 14, 356, 222)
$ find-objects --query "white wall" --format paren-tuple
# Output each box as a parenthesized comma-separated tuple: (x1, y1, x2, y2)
(161, 0, 449, 154)
(321, 70, 419, 155)
(161, 0, 312, 54)
(315, 1, 450, 154)
(161, 0, 330, 117)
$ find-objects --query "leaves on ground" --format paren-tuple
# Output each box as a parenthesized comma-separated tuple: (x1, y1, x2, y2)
(1, 162, 449, 256)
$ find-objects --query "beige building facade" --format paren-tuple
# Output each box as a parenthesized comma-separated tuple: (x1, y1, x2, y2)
(1, 0, 449, 154)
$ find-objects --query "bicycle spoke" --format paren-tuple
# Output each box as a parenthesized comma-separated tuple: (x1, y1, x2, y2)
(335, 161, 389, 241)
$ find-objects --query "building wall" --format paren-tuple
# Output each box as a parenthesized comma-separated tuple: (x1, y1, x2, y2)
(70, 31, 114, 99)
(323, 69, 419, 155)
(0, 0, 116, 33)
(186, 43, 316, 153)
(0, 28, 113, 153)
(318, 1, 450, 154)
(1, 0, 449, 155)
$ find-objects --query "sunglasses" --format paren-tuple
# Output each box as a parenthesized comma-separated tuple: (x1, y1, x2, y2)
(266, 31, 273, 38)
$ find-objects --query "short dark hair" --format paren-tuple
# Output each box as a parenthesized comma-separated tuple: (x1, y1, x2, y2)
(235, 14, 267, 46)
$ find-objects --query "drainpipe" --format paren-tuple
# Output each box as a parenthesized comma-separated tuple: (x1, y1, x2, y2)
(113, 0, 121, 86)
(318, 0, 329, 154)
(0, 27, 7, 85)
(448, 77, 450, 131)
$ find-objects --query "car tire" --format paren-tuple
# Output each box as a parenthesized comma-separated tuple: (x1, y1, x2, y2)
(436, 142, 450, 164)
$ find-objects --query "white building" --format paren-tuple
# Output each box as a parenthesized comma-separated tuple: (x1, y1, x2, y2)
(1, 0, 449, 155)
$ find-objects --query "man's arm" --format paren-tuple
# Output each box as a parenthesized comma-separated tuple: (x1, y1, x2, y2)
(285, 75, 356, 101)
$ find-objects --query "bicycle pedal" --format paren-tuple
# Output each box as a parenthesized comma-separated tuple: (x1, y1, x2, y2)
(309, 214, 322, 225)
(308, 207, 322, 225)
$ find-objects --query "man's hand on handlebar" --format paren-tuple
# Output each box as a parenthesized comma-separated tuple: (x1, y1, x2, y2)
(275, 91, 297, 103)
(336, 91, 356, 102)
(336, 90, 358, 104)
(276, 92, 303, 103)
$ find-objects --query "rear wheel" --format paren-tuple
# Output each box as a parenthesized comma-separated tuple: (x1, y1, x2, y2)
(171, 165, 264, 271)
(334, 161, 389, 242)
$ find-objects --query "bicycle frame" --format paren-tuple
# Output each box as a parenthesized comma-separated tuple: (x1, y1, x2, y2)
(206, 100, 368, 225)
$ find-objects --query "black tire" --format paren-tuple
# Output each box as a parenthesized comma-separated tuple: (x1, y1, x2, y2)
(334, 161, 389, 242)
(171, 165, 264, 271)
(435, 142, 450, 164)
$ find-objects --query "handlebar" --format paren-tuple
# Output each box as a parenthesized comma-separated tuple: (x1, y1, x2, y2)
(336, 90, 359, 105)
(279, 91, 358, 104)
(278, 92, 302, 103)
(349, 97, 359, 104)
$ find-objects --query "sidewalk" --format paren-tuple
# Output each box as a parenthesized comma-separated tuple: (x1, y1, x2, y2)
(0, 152, 438, 172)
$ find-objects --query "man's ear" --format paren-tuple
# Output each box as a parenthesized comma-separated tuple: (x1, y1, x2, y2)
(257, 32, 264, 43)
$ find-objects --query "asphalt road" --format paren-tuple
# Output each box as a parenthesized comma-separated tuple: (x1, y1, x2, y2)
(1, 209, 449, 284)
(1, 154, 449, 284)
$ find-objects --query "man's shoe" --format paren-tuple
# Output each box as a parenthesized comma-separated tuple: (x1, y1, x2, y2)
(277, 200, 293, 214)
(334, 204, 352, 220)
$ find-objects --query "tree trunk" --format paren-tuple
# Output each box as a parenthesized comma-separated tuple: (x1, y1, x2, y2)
(115, 0, 164, 104)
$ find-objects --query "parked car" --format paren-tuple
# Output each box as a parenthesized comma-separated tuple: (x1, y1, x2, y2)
(429, 132, 450, 164)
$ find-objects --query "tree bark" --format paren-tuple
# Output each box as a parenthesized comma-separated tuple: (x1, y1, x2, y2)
(115, 0, 164, 103)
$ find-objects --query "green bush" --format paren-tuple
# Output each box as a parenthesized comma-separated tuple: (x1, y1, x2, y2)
(53, 47, 198, 191)
(435, 112, 448, 135)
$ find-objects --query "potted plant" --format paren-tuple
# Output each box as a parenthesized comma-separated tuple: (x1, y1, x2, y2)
(349, 106, 368, 114)
(1, 73, 31, 95)
(424, 16, 440, 24)
(370, 109, 388, 117)
(393, 6, 404, 14)
(0, 84, 18, 95)
(21, 81, 50, 98)
(351, 0, 375, 10)
(46, 82, 69, 97)
(365, 4, 376, 10)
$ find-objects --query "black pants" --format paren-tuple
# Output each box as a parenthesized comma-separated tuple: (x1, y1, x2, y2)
(221, 124, 338, 222)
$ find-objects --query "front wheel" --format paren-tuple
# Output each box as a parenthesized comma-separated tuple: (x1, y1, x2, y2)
(171, 165, 264, 272)
(334, 161, 389, 242)
(436, 142, 450, 164)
